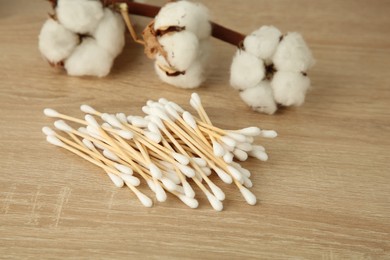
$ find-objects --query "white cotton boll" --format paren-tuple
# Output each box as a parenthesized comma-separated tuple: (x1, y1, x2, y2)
(39, 19, 79, 63)
(158, 31, 199, 71)
(239, 81, 278, 115)
(198, 39, 212, 66)
(244, 25, 282, 60)
(154, 1, 211, 40)
(93, 8, 125, 57)
(56, 0, 104, 34)
(271, 71, 311, 106)
(65, 38, 114, 77)
(154, 60, 205, 89)
(273, 32, 315, 73)
(230, 50, 265, 91)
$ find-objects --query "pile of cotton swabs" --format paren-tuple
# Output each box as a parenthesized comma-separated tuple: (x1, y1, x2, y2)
(42, 93, 277, 211)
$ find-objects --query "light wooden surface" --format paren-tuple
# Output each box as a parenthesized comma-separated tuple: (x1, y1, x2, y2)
(1, 0, 390, 259)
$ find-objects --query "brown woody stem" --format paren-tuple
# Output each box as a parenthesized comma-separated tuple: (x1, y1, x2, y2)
(107, 0, 246, 46)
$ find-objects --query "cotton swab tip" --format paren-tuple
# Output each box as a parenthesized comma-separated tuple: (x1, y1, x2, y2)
(107, 172, 124, 188)
(135, 191, 153, 208)
(54, 120, 73, 132)
(154, 183, 167, 202)
(42, 126, 56, 136)
(183, 111, 197, 129)
(261, 130, 278, 138)
(103, 149, 120, 161)
(178, 164, 196, 178)
(118, 130, 133, 140)
(46, 135, 63, 147)
(165, 104, 180, 119)
(160, 177, 177, 191)
(227, 165, 244, 182)
(43, 108, 59, 117)
(172, 152, 189, 165)
(215, 168, 233, 184)
(178, 194, 199, 209)
(191, 93, 201, 105)
(82, 139, 95, 150)
(144, 131, 161, 143)
(115, 164, 133, 175)
(212, 141, 226, 157)
(85, 115, 100, 128)
(149, 164, 162, 179)
(237, 127, 261, 137)
(239, 186, 257, 205)
(80, 105, 98, 115)
(123, 175, 141, 187)
(220, 136, 237, 148)
(206, 192, 223, 211)
(182, 181, 195, 198)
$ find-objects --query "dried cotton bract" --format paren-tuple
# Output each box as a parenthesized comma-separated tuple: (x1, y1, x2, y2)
(143, 1, 212, 88)
(230, 26, 315, 114)
(38, 0, 125, 77)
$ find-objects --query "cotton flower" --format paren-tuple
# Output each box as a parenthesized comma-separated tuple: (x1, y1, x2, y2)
(144, 0, 212, 88)
(38, 3, 125, 77)
(230, 25, 315, 114)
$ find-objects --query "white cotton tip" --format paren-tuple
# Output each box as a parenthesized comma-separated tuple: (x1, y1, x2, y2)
(182, 111, 197, 129)
(239, 186, 257, 205)
(246, 136, 254, 143)
(117, 130, 133, 140)
(154, 181, 167, 202)
(158, 98, 169, 105)
(244, 25, 282, 60)
(39, 19, 79, 63)
(158, 31, 200, 71)
(178, 164, 196, 178)
(271, 71, 311, 107)
(220, 136, 237, 148)
(149, 164, 162, 179)
(129, 116, 149, 128)
(191, 93, 201, 106)
(211, 141, 225, 157)
(116, 113, 127, 124)
(146, 179, 156, 192)
(43, 108, 60, 118)
(92, 141, 105, 150)
(147, 122, 161, 135)
(223, 152, 234, 164)
(214, 168, 233, 184)
(82, 138, 94, 150)
(149, 115, 165, 130)
(172, 153, 189, 166)
(160, 177, 177, 192)
(107, 172, 124, 188)
(239, 81, 278, 115)
(103, 114, 123, 129)
(261, 130, 278, 139)
(236, 142, 253, 152)
(150, 107, 170, 121)
(243, 176, 253, 189)
(42, 127, 56, 136)
(103, 149, 120, 162)
(233, 149, 248, 162)
(115, 164, 133, 175)
(86, 126, 101, 139)
(64, 38, 114, 78)
(168, 102, 185, 113)
(249, 150, 269, 162)
(182, 181, 195, 198)
(134, 190, 153, 208)
(230, 50, 265, 91)
(221, 143, 234, 152)
(154, 1, 211, 40)
(178, 194, 199, 209)
(85, 114, 100, 128)
(236, 127, 261, 137)
(159, 160, 174, 170)
(54, 120, 73, 132)
(273, 32, 315, 73)
(80, 105, 97, 115)
(164, 104, 181, 120)
(164, 171, 181, 184)
(208, 182, 225, 201)
(192, 157, 207, 167)
(201, 167, 212, 176)
(122, 175, 141, 187)
(252, 145, 266, 152)
(226, 132, 247, 143)
(78, 127, 88, 135)
(142, 106, 151, 115)
(206, 192, 223, 211)
(227, 165, 244, 182)
(144, 131, 161, 143)
(93, 8, 125, 57)
(189, 99, 199, 111)
(154, 60, 205, 89)
(56, 0, 104, 34)
(230, 162, 251, 178)
(46, 135, 64, 147)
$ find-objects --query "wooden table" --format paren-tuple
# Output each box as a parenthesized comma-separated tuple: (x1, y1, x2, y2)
(1, 0, 389, 259)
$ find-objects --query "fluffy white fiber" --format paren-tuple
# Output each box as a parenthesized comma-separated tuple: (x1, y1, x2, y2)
(271, 71, 311, 106)
(56, 0, 104, 34)
(230, 50, 265, 91)
(243, 25, 281, 60)
(39, 2, 125, 77)
(158, 31, 199, 71)
(65, 38, 114, 77)
(239, 82, 277, 115)
(155, 61, 204, 89)
(93, 8, 125, 57)
(39, 19, 79, 63)
(273, 32, 315, 73)
(154, 1, 211, 40)
(230, 25, 314, 114)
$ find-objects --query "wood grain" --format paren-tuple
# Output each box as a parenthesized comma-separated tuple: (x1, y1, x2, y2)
(1, 0, 390, 259)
